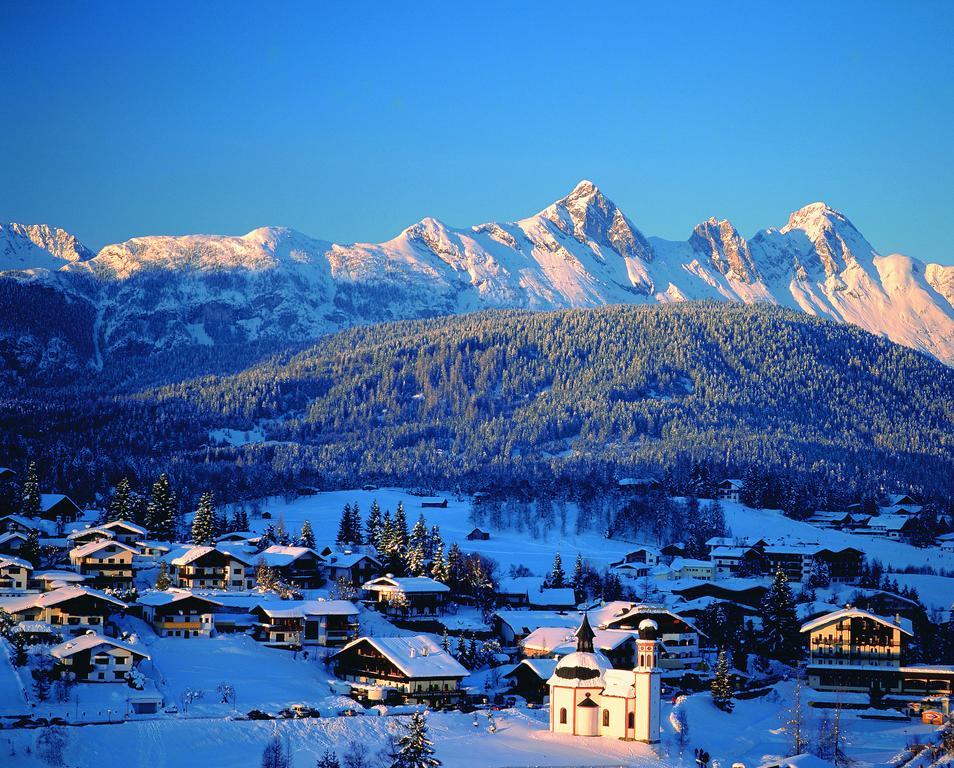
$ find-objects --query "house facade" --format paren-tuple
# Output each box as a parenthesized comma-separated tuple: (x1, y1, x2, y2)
(51, 632, 149, 683)
(69, 540, 137, 590)
(362, 575, 450, 618)
(168, 547, 253, 591)
(331, 634, 468, 705)
(138, 590, 221, 637)
(252, 599, 359, 647)
(0, 556, 33, 594)
(0, 587, 126, 636)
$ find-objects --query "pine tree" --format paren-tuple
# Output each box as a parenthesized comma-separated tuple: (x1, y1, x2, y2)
(231, 506, 250, 533)
(759, 568, 800, 664)
(407, 515, 428, 575)
(440, 628, 450, 652)
(571, 554, 584, 596)
(146, 473, 177, 541)
(447, 542, 464, 585)
(316, 750, 341, 768)
(547, 552, 566, 588)
(428, 524, 441, 559)
(468, 636, 479, 669)
(430, 539, 449, 583)
(261, 735, 290, 768)
(275, 514, 290, 546)
(299, 520, 315, 549)
(256, 557, 278, 592)
(21, 461, 40, 518)
(21, 528, 41, 567)
(392, 710, 440, 768)
(456, 635, 468, 666)
(106, 477, 132, 522)
(379, 510, 394, 553)
(366, 500, 382, 550)
(337, 504, 355, 545)
(155, 560, 171, 590)
(787, 670, 806, 754)
(393, 502, 408, 552)
(710, 649, 734, 712)
(191, 492, 216, 545)
(348, 503, 363, 544)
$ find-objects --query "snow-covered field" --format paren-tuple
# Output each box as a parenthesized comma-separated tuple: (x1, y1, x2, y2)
(0, 681, 940, 768)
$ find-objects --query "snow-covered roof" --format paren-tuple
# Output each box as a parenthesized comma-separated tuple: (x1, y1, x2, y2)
(50, 633, 149, 660)
(254, 599, 358, 618)
(32, 570, 85, 583)
(0, 514, 41, 530)
(101, 519, 148, 534)
(800, 607, 913, 636)
(546, 649, 611, 688)
(718, 478, 743, 489)
(503, 658, 559, 681)
(70, 539, 138, 559)
(494, 610, 581, 637)
(321, 550, 380, 568)
(865, 515, 913, 531)
(67, 526, 115, 541)
(0, 531, 28, 545)
(40, 494, 79, 511)
(528, 588, 576, 608)
(215, 531, 257, 542)
(362, 575, 450, 593)
(0, 556, 33, 571)
(669, 557, 713, 570)
(497, 576, 546, 595)
(169, 546, 251, 566)
(336, 635, 468, 679)
(137, 589, 224, 608)
(0, 586, 127, 613)
(258, 545, 322, 567)
(601, 603, 704, 636)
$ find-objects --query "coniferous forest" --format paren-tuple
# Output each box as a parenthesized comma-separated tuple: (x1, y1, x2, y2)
(2, 303, 952, 512)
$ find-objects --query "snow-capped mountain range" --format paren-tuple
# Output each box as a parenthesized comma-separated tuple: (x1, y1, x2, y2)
(3, 180, 953, 378)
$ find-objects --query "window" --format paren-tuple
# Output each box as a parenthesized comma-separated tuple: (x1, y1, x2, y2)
(627, 712, 634, 729)
(559, 708, 567, 725)
(93, 654, 110, 665)
(602, 710, 610, 727)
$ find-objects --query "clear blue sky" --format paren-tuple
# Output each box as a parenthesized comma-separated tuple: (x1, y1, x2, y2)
(2, 1, 952, 263)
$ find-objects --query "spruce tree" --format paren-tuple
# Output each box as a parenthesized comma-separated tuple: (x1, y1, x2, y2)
(21, 461, 40, 518)
(759, 567, 800, 664)
(155, 560, 171, 590)
(393, 502, 409, 552)
(21, 528, 41, 567)
(710, 649, 734, 712)
(430, 539, 450, 583)
(407, 515, 428, 574)
(447, 543, 464, 589)
(392, 710, 440, 768)
(379, 510, 394, 553)
(337, 504, 355, 545)
(547, 552, 566, 588)
(191, 492, 216, 545)
(571, 554, 584, 596)
(316, 750, 341, 768)
(146, 473, 178, 542)
(348, 502, 363, 544)
(231, 506, 250, 533)
(366, 500, 382, 549)
(299, 520, 315, 549)
(107, 477, 132, 523)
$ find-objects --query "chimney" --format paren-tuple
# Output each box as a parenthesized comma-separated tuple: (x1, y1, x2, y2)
(409, 647, 416, 658)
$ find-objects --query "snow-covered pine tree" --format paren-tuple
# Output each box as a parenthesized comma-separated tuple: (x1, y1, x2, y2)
(392, 710, 440, 768)
(337, 504, 355, 545)
(275, 514, 290, 545)
(299, 520, 315, 549)
(446, 543, 464, 589)
(430, 539, 449, 583)
(256, 557, 278, 592)
(393, 502, 408, 551)
(759, 567, 800, 664)
(455, 635, 468, 666)
(366, 500, 382, 549)
(571, 554, 584, 596)
(710, 649, 734, 711)
(468, 635, 479, 668)
(348, 503, 363, 544)
(260, 735, 290, 768)
(21, 529, 41, 568)
(257, 523, 276, 551)
(440, 628, 450, 652)
(21, 461, 40, 518)
(231, 506, 250, 533)
(316, 749, 341, 768)
(787, 670, 806, 754)
(428, 524, 441, 559)
(379, 510, 394, 553)
(107, 477, 132, 522)
(191, 492, 216, 545)
(406, 515, 428, 574)
(146, 473, 178, 541)
(155, 560, 171, 590)
(547, 552, 566, 588)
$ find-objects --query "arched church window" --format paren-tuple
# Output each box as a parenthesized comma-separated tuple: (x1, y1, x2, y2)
(559, 707, 567, 724)
(602, 709, 610, 727)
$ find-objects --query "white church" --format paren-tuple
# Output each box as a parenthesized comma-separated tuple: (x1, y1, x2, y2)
(547, 613, 661, 742)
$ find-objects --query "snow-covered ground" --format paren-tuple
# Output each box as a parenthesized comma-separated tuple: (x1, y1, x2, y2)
(0, 681, 940, 768)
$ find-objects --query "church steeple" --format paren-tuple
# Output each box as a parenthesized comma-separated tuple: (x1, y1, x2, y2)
(575, 613, 595, 653)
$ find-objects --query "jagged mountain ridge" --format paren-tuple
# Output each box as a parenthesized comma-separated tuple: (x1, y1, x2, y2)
(2, 180, 953, 380)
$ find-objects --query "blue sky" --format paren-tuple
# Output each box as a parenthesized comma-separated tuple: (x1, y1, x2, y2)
(2, 1, 952, 264)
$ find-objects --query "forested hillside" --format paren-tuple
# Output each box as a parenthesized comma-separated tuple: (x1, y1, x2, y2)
(2, 303, 951, 510)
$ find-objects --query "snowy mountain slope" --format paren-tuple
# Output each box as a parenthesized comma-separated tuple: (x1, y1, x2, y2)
(2, 180, 953, 374)
(0, 222, 94, 271)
